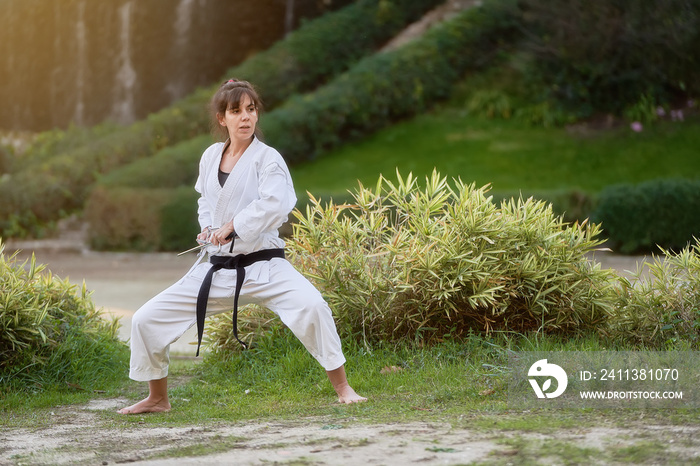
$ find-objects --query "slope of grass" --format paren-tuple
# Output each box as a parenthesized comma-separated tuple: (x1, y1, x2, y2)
(290, 107, 700, 200)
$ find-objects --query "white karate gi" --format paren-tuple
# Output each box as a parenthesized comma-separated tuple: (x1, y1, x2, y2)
(128, 137, 346, 381)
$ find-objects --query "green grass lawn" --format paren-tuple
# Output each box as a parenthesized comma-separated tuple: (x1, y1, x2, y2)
(2, 324, 698, 464)
(290, 108, 700, 200)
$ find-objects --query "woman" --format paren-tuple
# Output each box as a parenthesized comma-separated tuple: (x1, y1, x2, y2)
(118, 79, 365, 414)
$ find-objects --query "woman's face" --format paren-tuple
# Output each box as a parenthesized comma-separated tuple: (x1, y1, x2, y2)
(218, 93, 258, 142)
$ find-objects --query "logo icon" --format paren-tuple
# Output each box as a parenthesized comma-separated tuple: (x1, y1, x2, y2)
(528, 359, 568, 398)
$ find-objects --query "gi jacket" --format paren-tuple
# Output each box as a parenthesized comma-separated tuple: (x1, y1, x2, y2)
(195, 137, 297, 256)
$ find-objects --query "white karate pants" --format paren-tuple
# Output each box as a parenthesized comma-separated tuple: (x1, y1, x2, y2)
(128, 257, 346, 381)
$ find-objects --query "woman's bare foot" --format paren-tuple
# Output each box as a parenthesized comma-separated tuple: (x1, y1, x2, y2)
(336, 385, 368, 404)
(117, 396, 171, 414)
(118, 377, 171, 414)
(327, 365, 367, 404)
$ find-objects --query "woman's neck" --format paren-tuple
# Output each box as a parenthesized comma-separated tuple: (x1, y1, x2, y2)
(226, 136, 254, 159)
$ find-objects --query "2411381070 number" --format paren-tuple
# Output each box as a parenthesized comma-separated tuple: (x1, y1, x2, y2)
(598, 368, 679, 381)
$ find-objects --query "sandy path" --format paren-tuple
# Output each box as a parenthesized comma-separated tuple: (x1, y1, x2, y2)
(2, 396, 698, 465)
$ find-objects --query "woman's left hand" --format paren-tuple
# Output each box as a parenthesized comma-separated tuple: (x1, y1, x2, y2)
(210, 220, 235, 246)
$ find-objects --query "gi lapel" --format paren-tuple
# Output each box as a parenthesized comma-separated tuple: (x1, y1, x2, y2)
(203, 141, 227, 201)
(212, 137, 261, 227)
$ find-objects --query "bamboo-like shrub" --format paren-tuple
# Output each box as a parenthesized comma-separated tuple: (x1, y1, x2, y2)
(0, 241, 126, 387)
(287, 170, 618, 345)
(610, 240, 700, 348)
(203, 305, 280, 354)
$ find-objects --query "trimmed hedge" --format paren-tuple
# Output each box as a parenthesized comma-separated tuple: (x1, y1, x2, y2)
(1, 0, 445, 238)
(262, 1, 519, 164)
(0, 104, 206, 237)
(86, 183, 201, 252)
(592, 179, 700, 254)
(97, 135, 211, 189)
(227, 0, 448, 111)
(0, 144, 13, 174)
(159, 186, 202, 252)
(84, 135, 209, 250)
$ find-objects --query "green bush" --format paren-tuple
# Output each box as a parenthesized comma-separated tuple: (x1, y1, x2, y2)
(610, 240, 700, 348)
(85, 186, 172, 251)
(623, 92, 661, 126)
(97, 135, 211, 189)
(455, 65, 578, 128)
(262, 1, 519, 164)
(593, 179, 700, 254)
(84, 136, 208, 251)
(466, 89, 513, 119)
(86, 185, 200, 251)
(159, 186, 202, 252)
(0, 242, 128, 389)
(0, 144, 13, 174)
(21, 123, 121, 166)
(286, 170, 617, 345)
(0, 119, 187, 237)
(1, 0, 444, 238)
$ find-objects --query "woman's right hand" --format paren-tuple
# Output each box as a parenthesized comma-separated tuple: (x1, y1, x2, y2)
(197, 227, 211, 243)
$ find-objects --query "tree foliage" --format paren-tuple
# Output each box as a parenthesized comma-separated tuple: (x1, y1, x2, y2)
(517, 0, 700, 115)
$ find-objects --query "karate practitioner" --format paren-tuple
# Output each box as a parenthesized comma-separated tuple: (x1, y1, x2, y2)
(118, 79, 366, 414)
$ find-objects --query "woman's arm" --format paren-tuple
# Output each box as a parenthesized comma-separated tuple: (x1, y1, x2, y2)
(232, 163, 297, 243)
(194, 152, 214, 231)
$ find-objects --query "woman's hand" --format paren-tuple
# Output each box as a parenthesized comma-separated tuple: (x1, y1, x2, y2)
(210, 220, 235, 246)
(197, 227, 210, 243)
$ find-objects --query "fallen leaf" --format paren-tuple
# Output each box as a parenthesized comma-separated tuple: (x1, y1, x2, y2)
(479, 389, 495, 396)
(380, 365, 404, 374)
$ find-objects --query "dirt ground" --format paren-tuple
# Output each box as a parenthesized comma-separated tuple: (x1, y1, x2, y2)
(2, 397, 699, 465)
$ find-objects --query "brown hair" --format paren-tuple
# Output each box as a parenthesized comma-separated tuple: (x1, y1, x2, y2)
(209, 79, 264, 140)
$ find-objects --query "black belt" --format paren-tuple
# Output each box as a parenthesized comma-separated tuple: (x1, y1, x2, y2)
(195, 249, 285, 356)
